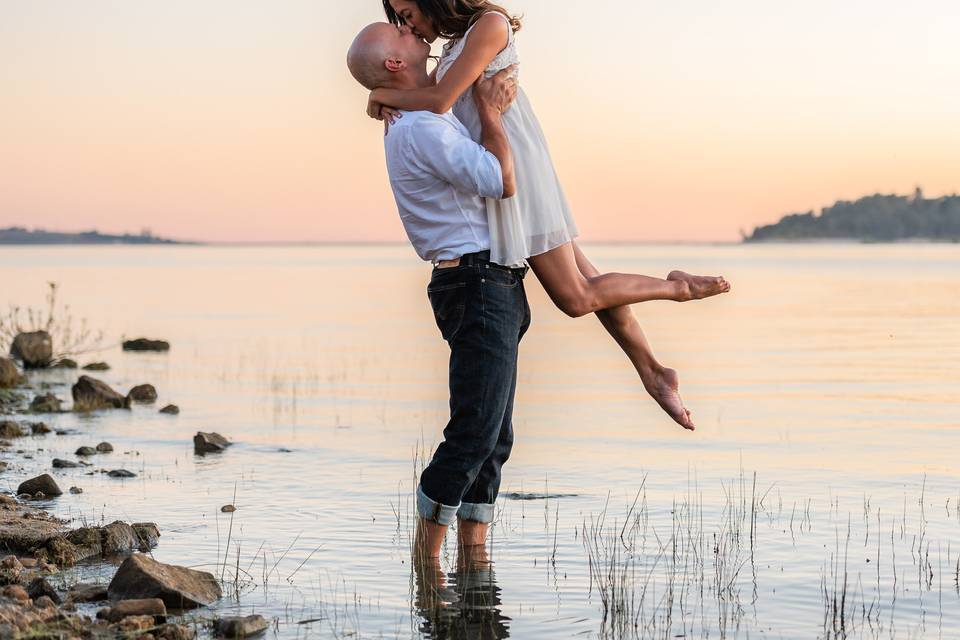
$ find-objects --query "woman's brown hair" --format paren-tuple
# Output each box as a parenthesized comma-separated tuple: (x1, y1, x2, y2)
(383, 0, 522, 40)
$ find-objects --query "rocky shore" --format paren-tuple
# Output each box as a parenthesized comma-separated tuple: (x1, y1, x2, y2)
(0, 332, 254, 639)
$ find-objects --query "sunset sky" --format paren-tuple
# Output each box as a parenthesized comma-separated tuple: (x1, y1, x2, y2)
(2, 1, 958, 243)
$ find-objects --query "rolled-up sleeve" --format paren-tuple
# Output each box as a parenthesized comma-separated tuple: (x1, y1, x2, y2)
(408, 115, 504, 200)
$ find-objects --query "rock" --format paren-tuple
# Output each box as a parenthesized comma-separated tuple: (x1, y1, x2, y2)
(216, 614, 270, 638)
(0, 421, 24, 439)
(67, 582, 108, 603)
(220, 504, 236, 513)
(82, 362, 110, 371)
(100, 597, 167, 623)
(0, 358, 18, 388)
(132, 522, 161, 551)
(26, 576, 61, 604)
(10, 331, 53, 369)
(0, 462, 6, 473)
(17, 474, 62, 497)
(194, 432, 231, 454)
(101, 521, 139, 555)
(127, 384, 158, 404)
(108, 553, 222, 609)
(29, 422, 51, 435)
(53, 358, 78, 369)
(34, 594, 57, 608)
(159, 404, 180, 415)
(123, 338, 170, 352)
(2, 585, 29, 602)
(19, 557, 38, 568)
(53, 458, 80, 469)
(108, 469, 136, 478)
(96, 441, 114, 453)
(1, 555, 23, 572)
(69, 486, 83, 494)
(72, 375, 128, 410)
(75, 446, 97, 456)
(29, 393, 62, 413)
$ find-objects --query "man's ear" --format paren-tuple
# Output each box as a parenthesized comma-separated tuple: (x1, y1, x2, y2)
(384, 57, 407, 73)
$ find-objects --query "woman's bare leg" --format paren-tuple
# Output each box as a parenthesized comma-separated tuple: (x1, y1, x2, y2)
(527, 242, 730, 319)
(567, 242, 694, 431)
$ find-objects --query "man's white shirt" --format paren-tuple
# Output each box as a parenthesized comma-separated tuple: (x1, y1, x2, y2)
(384, 110, 503, 263)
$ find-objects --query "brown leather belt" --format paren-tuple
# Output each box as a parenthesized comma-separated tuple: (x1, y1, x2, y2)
(436, 258, 461, 269)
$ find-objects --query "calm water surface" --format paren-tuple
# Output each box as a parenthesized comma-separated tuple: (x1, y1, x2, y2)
(0, 244, 958, 639)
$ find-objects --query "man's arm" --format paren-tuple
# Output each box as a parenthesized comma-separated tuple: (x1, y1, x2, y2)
(472, 68, 517, 198)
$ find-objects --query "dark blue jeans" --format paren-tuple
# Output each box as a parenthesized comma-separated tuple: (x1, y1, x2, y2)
(417, 252, 531, 525)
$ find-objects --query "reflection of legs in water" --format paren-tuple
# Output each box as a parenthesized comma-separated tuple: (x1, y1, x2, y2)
(567, 242, 697, 431)
(413, 536, 510, 639)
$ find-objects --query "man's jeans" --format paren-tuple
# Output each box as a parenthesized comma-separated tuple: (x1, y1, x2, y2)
(418, 251, 531, 526)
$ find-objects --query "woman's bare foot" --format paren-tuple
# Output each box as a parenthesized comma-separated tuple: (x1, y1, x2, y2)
(642, 367, 695, 431)
(667, 271, 731, 301)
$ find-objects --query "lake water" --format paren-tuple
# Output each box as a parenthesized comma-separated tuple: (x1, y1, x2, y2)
(1, 243, 958, 639)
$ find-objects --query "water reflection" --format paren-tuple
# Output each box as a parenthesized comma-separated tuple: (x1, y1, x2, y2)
(414, 545, 510, 639)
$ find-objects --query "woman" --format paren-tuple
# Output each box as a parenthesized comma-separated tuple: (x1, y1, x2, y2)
(370, 0, 731, 430)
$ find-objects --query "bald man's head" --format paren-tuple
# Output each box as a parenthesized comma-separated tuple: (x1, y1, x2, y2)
(347, 23, 431, 90)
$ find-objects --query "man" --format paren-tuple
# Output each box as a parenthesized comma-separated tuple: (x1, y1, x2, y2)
(347, 23, 527, 558)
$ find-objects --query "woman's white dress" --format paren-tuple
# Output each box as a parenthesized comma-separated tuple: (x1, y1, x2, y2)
(437, 12, 578, 267)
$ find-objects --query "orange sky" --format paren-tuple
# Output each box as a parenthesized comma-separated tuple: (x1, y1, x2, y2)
(1, 1, 958, 243)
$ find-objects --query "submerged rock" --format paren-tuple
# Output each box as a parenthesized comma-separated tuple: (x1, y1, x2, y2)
(69, 486, 83, 494)
(127, 384, 158, 404)
(108, 469, 137, 478)
(220, 504, 236, 513)
(82, 362, 110, 371)
(17, 474, 62, 497)
(72, 375, 127, 410)
(96, 441, 114, 453)
(216, 614, 270, 638)
(159, 404, 180, 415)
(53, 358, 78, 369)
(122, 338, 170, 352)
(0, 358, 18, 388)
(67, 582, 109, 603)
(194, 432, 231, 454)
(108, 553, 222, 609)
(10, 331, 53, 369)
(52, 458, 80, 469)
(30, 393, 62, 413)
(75, 446, 97, 456)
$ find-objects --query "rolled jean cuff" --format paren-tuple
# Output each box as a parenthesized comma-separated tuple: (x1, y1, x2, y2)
(417, 485, 459, 526)
(457, 501, 495, 524)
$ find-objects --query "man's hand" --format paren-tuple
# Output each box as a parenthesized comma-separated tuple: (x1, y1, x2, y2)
(472, 66, 518, 116)
(367, 94, 402, 126)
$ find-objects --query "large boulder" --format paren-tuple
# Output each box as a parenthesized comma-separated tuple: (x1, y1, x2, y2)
(17, 474, 62, 497)
(194, 432, 231, 454)
(30, 393, 62, 414)
(0, 358, 18, 388)
(127, 384, 158, 404)
(122, 338, 170, 352)
(72, 376, 127, 410)
(107, 554, 221, 609)
(10, 331, 53, 369)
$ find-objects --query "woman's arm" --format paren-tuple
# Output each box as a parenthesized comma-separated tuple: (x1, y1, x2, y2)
(371, 13, 509, 114)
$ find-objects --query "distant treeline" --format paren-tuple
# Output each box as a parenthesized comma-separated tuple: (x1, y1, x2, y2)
(746, 189, 960, 242)
(0, 227, 184, 245)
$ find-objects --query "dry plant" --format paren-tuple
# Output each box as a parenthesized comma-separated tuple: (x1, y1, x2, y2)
(0, 282, 105, 364)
